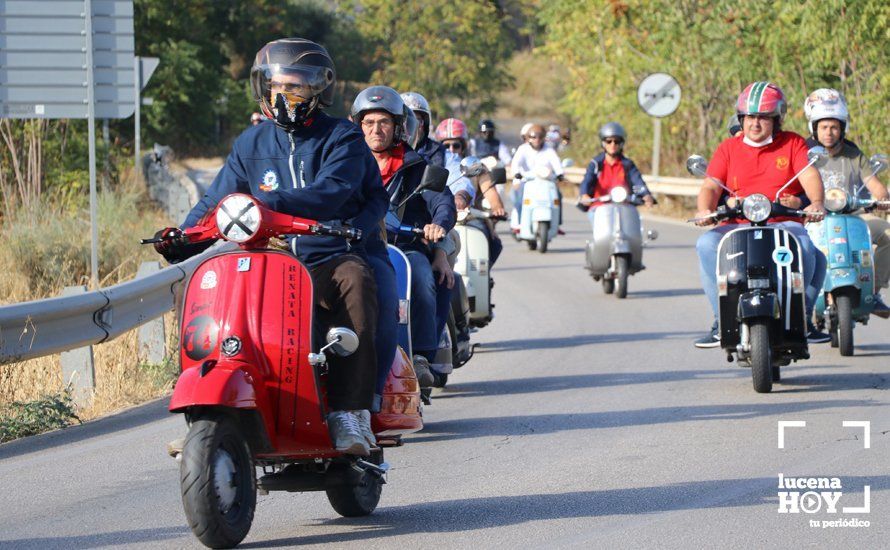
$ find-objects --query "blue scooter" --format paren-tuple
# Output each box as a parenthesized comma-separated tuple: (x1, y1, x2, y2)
(807, 154, 889, 356)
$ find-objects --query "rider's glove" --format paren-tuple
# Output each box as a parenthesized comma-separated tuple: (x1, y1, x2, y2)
(153, 227, 212, 264)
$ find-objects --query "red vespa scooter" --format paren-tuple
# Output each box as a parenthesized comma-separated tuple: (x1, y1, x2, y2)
(147, 193, 422, 548)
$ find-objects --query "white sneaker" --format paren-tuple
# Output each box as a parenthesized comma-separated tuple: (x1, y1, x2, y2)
(327, 410, 370, 456)
(353, 409, 377, 448)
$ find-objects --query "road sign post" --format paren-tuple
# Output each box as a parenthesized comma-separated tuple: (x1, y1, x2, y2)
(637, 73, 681, 181)
(1, 1, 158, 289)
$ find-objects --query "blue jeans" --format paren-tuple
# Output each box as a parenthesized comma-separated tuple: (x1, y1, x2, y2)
(405, 251, 441, 361)
(366, 252, 398, 400)
(695, 222, 827, 321)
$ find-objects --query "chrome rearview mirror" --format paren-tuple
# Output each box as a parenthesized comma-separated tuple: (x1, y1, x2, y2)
(325, 327, 359, 357)
(686, 155, 708, 177)
(459, 156, 487, 177)
(869, 153, 888, 176)
(807, 145, 828, 166)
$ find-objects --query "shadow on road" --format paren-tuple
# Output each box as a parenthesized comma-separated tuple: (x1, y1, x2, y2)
(406, 399, 878, 444)
(774, 371, 890, 393)
(0, 525, 189, 549)
(474, 330, 699, 352)
(495, 262, 580, 272)
(437, 369, 741, 399)
(626, 288, 702, 299)
(239, 475, 888, 548)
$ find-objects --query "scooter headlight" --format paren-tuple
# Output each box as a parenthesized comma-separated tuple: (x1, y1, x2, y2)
(609, 186, 628, 203)
(824, 187, 849, 212)
(742, 194, 771, 223)
(216, 194, 261, 243)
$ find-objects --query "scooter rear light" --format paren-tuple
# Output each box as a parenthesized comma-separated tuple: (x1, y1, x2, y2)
(790, 272, 804, 294)
(717, 275, 729, 296)
(553, 199, 560, 207)
(523, 198, 531, 205)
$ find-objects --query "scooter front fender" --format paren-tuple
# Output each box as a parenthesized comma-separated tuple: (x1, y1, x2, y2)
(737, 290, 780, 320)
(611, 239, 631, 255)
(531, 207, 553, 223)
(169, 360, 262, 412)
(826, 267, 860, 291)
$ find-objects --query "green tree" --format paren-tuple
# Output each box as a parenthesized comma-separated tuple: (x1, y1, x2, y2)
(539, 0, 889, 173)
(348, 0, 514, 122)
(134, 0, 372, 153)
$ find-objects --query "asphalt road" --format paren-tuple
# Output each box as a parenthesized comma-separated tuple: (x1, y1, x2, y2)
(1, 207, 888, 549)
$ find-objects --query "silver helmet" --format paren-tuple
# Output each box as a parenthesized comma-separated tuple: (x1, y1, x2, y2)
(351, 85, 407, 143)
(598, 122, 626, 141)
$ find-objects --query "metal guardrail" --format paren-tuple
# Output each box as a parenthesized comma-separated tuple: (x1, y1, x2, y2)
(563, 166, 700, 196)
(0, 250, 214, 366)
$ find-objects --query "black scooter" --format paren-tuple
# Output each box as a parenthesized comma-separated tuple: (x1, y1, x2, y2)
(687, 149, 824, 393)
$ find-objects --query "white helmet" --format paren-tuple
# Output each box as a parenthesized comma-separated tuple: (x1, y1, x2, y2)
(520, 122, 534, 141)
(804, 88, 849, 136)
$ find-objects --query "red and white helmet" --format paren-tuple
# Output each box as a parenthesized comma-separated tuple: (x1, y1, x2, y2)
(804, 88, 849, 135)
(435, 118, 468, 141)
(736, 81, 787, 123)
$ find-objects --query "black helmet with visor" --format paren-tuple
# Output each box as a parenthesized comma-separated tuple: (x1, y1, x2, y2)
(250, 38, 336, 130)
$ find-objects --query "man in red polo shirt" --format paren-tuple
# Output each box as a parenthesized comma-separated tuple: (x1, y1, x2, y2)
(693, 81, 828, 347)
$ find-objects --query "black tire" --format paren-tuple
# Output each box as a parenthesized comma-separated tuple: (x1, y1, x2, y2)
(526, 239, 537, 251)
(326, 450, 384, 517)
(829, 309, 839, 348)
(180, 412, 256, 549)
(836, 294, 854, 356)
(536, 221, 549, 253)
(749, 320, 772, 394)
(615, 255, 629, 299)
(771, 365, 781, 382)
(602, 277, 615, 294)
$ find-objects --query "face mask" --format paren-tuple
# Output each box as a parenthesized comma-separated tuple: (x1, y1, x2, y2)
(273, 92, 313, 127)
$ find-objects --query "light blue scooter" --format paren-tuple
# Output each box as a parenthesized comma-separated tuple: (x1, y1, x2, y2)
(807, 154, 889, 355)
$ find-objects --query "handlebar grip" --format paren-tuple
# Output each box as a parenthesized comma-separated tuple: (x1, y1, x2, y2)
(311, 224, 362, 240)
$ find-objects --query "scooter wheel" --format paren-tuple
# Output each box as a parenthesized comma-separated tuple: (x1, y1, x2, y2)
(602, 278, 615, 295)
(180, 412, 256, 548)
(326, 449, 384, 517)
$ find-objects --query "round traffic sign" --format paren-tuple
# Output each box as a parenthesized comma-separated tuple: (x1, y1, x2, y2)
(637, 73, 681, 118)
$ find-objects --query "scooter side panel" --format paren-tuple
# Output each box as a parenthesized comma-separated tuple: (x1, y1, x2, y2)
(588, 204, 617, 274)
(455, 224, 491, 321)
(181, 250, 333, 458)
(716, 226, 807, 351)
(387, 245, 412, 357)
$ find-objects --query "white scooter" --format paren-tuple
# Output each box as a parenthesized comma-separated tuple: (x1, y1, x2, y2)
(454, 207, 502, 328)
(510, 167, 561, 253)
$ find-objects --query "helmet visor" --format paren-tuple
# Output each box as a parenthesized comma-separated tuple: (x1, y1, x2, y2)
(255, 63, 334, 106)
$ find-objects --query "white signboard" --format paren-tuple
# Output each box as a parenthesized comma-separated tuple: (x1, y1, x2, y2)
(637, 73, 681, 118)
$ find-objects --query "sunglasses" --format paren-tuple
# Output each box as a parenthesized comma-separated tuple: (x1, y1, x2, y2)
(443, 142, 463, 151)
(528, 133, 543, 139)
(603, 138, 624, 145)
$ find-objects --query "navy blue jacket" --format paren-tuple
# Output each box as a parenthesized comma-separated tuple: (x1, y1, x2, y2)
(415, 137, 446, 168)
(183, 113, 388, 267)
(580, 153, 651, 198)
(386, 145, 456, 254)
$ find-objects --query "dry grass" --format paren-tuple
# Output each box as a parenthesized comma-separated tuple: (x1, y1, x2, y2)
(0, 180, 181, 426)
